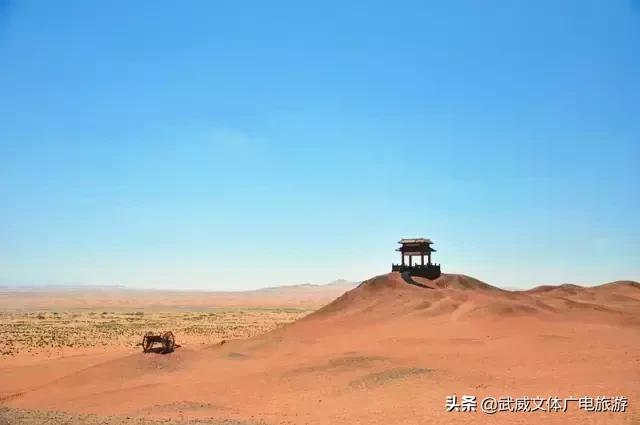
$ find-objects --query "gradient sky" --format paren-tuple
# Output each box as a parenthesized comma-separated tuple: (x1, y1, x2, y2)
(1, 0, 639, 290)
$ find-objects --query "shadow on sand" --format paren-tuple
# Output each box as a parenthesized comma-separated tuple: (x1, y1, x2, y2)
(401, 272, 435, 289)
(141, 344, 182, 355)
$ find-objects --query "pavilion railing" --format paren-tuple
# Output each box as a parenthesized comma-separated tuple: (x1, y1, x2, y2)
(391, 263, 442, 279)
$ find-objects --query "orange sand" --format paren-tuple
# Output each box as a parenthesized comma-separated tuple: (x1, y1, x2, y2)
(2, 273, 639, 424)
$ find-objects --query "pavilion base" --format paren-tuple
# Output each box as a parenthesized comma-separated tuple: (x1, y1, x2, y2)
(391, 264, 441, 280)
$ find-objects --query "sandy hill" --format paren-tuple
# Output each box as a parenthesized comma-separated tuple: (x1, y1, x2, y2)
(2, 272, 639, 425)
(290, 273, 640, 329)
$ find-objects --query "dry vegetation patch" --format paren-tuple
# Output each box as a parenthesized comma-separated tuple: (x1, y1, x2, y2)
(0, 407, 264, 425)
(0, 309, 310, 356)
(348, 367, 431, 389)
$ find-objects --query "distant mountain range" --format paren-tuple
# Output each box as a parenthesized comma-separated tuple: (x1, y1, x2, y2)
(252, 279, 359, 293)
(0, 279, 360, 293)
(0, 279, 362, 311)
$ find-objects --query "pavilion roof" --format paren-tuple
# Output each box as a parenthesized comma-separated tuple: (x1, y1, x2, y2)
(396, 247, 436, 253)
(398, 238, 433, 245)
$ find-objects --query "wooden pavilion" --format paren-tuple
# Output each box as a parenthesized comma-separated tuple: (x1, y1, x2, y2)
(391, 238, 441, 279)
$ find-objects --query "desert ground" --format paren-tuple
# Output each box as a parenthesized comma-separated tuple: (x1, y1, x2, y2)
(1, 273, 639, 424)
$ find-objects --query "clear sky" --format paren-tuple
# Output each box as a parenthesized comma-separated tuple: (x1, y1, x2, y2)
(1, 1, 638, 290)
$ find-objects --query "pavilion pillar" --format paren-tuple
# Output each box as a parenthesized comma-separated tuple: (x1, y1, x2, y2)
(421, 255, 424, 266)
(401, 252, 405, 266)
(428, 252, 432, 265)
(409, 256, 412, 267)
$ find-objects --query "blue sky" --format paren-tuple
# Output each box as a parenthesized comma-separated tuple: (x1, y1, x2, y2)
(1, 0, 638, 290)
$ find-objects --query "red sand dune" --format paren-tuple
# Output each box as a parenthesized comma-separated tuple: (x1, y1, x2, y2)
(2, 272, 639, 424)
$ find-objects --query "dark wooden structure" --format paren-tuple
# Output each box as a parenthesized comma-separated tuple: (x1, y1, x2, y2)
(142, 331, 175, 354)
(391, 238, 441, 279)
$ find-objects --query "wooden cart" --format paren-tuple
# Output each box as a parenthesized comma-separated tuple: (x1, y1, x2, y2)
(142, 331, 175, 354)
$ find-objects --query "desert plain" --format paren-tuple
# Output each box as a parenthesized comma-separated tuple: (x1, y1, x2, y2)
(1, 273, 639, 425)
